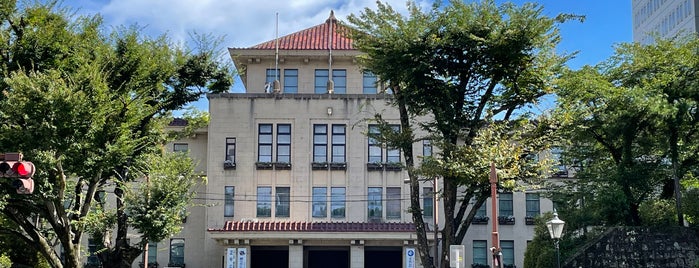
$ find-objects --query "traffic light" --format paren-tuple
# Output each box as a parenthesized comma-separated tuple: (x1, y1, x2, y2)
(0, 153, 35, 194)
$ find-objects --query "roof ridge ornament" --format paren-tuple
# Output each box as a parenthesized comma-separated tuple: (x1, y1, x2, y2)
(326, 10, 336, 23)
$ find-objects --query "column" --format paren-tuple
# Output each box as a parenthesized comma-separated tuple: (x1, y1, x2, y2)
(350, 240, 364, 268)
(289, 240, 303, 268)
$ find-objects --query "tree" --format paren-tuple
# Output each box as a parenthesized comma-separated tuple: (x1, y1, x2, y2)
(0, 1, 231, 268)
(553, 36, 699, 227)
(347, 1, 572, 267)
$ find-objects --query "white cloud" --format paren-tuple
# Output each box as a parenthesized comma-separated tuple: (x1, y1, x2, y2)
(60, 0, 433, 107)
(76, 0, 433, 48)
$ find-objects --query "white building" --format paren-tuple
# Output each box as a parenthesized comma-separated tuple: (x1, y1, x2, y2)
(632, 0, 698, 44)
(134, 12, 555, 268)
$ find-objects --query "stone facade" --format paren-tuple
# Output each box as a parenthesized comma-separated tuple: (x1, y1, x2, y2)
(565, 227, 699, 268)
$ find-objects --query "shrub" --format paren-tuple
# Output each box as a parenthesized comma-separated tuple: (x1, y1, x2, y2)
(638, 199, 676, 226)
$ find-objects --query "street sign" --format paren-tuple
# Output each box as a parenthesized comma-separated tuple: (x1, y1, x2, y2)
(405, 247, 415, 268)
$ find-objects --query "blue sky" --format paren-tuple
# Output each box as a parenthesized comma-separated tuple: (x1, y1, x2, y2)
(59, 0, 631, 113)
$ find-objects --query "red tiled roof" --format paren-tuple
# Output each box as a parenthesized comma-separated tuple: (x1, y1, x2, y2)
(208, 221, 417, 233)
(247, 11, 354, 50)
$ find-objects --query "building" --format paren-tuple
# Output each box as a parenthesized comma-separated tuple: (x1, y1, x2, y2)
(632, 0, 697, 44)
(140, 12, 555, 268)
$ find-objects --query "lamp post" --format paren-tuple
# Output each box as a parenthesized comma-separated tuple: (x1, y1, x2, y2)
(546, 210, 565, 268)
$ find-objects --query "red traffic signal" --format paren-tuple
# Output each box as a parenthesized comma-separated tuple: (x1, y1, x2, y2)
(0, 161, 35, 178)
(0, 153, 35, 194)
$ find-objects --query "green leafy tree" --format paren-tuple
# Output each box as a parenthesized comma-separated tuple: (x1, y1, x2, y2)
(554, 36, 699, 227)
(523, 211, 594, 268)
(0, 1, 231, 268)
(347, 1, 574, 266)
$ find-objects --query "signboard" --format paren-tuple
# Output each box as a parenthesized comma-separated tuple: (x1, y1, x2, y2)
(226, 248, 236, 268)
(237, 248, 247, 268)
(449, 245, 465, 268)
(405, 247, 415, 268)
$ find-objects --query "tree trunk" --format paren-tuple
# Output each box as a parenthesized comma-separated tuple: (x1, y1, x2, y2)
(395, 86, 434, 268)
(440, 176, 457, 268)
(99, 168, 142, 268)
(669, 111, 684, 226)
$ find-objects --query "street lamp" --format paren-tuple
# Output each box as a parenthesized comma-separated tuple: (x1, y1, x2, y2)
(546, 210, 565, 268)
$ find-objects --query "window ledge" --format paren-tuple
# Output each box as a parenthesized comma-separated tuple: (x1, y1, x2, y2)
(384, 162, 403, 171)
(274, 162, 292, 170)
(223, 161, 236, 170)
(367, 162, 383, 171)
(312, 162, 328, 170)
(498, 216, 516, 225)
(472, 216, 489, 224)
(329, 162, 347, 170)
(525, 216, 536, 225)
(255, 162, 274, 170)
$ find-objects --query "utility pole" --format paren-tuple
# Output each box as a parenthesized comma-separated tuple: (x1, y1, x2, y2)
(490, 163, 502, 268)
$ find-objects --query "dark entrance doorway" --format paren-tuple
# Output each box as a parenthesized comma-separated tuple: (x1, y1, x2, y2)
(305, 246, 349, 268)
(251, 246, 289, 268)
(364, 246, 402, 268)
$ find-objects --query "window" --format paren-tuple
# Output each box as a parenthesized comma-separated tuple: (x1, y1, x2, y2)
(256, 187, 272, 217)
(386, 187, 401, 219)
(368, 125, 382, 163)
(423, 140, 432, 157)
(332, 69, 347, 94)
(476, 202, 487, 217)
(283, 69, 298, 93)
(472, 240, 487, 265)
(363, 71, 378, 94)
(147, 242, 157, 265)
(275, 187, 290, 217)
(422, 187, 433, 217)
(87, 238, 101, 265)
(169, 238, 185, 267)
(312, 187, 327, 218)
(313, 125, 328, 162)
(367, 187, 383, 220)
(315, 69, 346, 94)
(173, 143, 188, 152)
(499, 193, 513, 217)
(368, 124, 401, 164)
(331, 124, 346, 163)
(331, 187, 346, 218)
(501, 240, 514, 266)
(258, 124, 273, 162)
(526, 193, 540, 217)
(258, 124, 292, 165)
(225, 137, 236, 166)
(314, 69, 329, 93)
(551, 147, 567, 176)
(386, 125, 401, 163)
(224, 186, 235, 217)
(276, 124, 291, 163)
(265, 68, 280, 92)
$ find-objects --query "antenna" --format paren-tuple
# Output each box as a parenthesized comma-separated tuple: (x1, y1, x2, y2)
(327, 10, 334, 94)
(274, 12, 281, 93)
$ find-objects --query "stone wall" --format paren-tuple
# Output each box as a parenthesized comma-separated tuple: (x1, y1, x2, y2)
(565, 227, 699, 268)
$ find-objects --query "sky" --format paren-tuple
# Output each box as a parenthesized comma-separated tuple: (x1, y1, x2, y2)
(59, 0, 632, 113)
